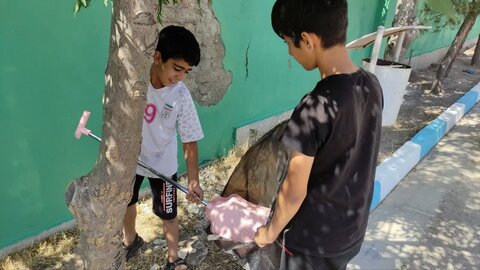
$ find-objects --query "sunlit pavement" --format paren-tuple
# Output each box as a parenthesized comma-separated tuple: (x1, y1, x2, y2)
(349, 103, 480, 270)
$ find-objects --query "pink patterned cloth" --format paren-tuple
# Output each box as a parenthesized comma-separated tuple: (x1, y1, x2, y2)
(206, 194, 270, 243)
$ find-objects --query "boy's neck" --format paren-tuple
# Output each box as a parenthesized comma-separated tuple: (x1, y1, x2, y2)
(150, 64, 164, 89)
(316, 45, 358, 79)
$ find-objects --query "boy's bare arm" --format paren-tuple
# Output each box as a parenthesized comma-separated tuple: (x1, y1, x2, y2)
(183, 141, 204, 204)
(255, 150, 314, 246)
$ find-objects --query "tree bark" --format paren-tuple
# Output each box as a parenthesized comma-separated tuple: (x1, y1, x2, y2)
(64, 1, 158, 269)
(431, 11, 478, 95)
(471, 34, 480, 67)
(385, 0, 419, 62)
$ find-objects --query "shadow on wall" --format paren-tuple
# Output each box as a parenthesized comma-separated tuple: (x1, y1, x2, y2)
(161, 0, 232, 106)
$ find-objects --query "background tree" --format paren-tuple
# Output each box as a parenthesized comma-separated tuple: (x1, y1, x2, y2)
(65, 0, 164, 268)
(472, 33, 480, 66)
(423, 0, 480, 94)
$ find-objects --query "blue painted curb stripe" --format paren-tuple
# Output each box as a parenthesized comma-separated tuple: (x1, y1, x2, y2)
(370, 181, 381, 211)
(457, 90, 479, 112)
(411, 118, 447, 159)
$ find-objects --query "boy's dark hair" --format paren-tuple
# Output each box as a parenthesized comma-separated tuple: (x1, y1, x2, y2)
(156, 25, 201, 66)
(271, 0, 348, 48)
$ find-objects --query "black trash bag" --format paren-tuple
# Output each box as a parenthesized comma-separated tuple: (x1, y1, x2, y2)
(208, 120, 291, 270)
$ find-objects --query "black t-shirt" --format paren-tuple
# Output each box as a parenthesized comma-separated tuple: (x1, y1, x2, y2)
(280, 69, 383, 257)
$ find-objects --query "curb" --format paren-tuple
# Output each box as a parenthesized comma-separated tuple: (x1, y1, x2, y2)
(370, 82, 480, 211)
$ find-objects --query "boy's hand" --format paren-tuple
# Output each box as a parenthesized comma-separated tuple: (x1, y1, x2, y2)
(255, 225, 276, 247)
(187, 182, 203, 204)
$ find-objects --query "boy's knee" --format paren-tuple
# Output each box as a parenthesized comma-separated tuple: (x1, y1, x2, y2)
(161, 217, 177, 225)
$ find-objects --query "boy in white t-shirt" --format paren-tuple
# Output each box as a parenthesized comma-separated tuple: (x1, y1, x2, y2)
(123, 25, 204, 270)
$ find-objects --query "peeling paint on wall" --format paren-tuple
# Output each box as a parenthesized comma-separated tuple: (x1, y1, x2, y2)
(161, 0, 232, 106)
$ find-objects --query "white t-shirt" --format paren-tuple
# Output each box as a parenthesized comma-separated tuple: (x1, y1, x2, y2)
(136, 81, 204, 178)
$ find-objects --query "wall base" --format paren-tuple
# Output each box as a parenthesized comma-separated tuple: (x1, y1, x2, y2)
(403, 38, 478, 70)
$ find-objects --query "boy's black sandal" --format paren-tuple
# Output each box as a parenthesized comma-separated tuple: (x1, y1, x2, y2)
(124, 234, 144, 261)
(164, 258, 191, 270)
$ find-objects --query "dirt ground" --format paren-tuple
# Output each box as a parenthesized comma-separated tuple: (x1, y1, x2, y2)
(1, 48, 479, 270)
(378, 47, 480, 163)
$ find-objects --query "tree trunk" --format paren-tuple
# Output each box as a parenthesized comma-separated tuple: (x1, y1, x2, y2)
(431, 12, 478, 95)
(385, 0, 419, 62)
(64, 1, 158, 269)
(472, 34, 480, 67)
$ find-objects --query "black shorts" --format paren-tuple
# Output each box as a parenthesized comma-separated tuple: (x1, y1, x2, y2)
(128, 173, 178, 220)
(279, 240, 363, 270)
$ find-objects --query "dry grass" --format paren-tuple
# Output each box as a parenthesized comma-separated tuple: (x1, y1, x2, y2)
(0, 144, 249, 270)
(0, 230, 78, 270)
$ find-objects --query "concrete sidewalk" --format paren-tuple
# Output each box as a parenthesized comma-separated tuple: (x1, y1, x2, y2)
(349, 103, 480, 270)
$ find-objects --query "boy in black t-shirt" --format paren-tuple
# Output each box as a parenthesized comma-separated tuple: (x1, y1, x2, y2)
(254, 0, 383, 269)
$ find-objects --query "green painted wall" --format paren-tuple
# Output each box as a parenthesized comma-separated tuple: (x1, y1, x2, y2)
(0, 0, 396, 249)
(409, 0, 480, 57)
(0, 1, 109, 248)
(200, 0, 397, 161)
